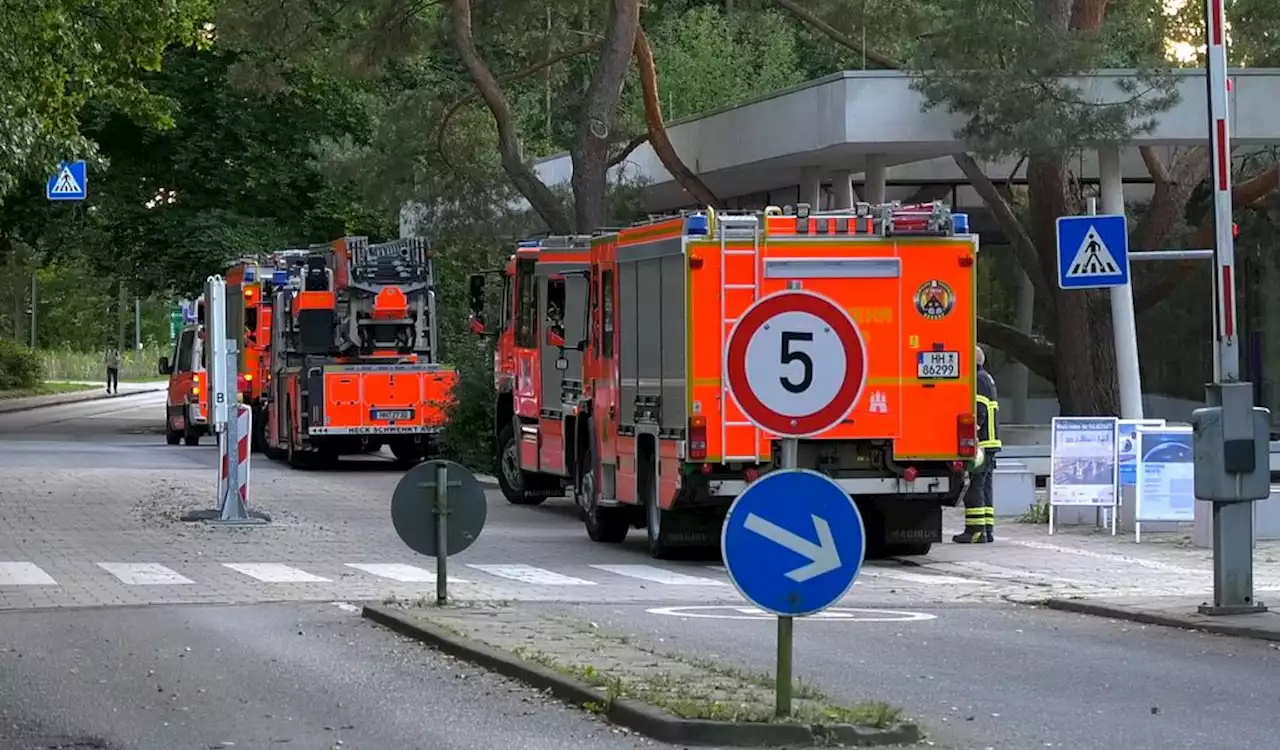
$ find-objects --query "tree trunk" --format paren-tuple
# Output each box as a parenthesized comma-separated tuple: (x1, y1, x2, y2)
(1027, 154, 1118, 415)
(569, 0, 643, 232)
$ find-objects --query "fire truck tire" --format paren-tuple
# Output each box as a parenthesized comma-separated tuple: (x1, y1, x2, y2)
(496, 424, 547, 506)
(165, 429, 182, 446)
(579, 444, 628, 544)
(182, 425, 201, 446)
(645, 498, 675, 559)
(390, 440, 425, 467)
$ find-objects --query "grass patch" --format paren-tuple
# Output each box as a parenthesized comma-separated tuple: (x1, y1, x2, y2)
(506, 638, 903, 729)
(1018, 497, 1051, 524)
(0, 381, 99, 400)
(39, 345, 169, 382)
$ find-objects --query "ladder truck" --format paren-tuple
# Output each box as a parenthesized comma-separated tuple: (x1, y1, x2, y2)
(263, 236, 458, 467)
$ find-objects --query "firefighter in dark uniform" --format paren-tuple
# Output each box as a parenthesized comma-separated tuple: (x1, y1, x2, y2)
(954, 345, 1002, 544)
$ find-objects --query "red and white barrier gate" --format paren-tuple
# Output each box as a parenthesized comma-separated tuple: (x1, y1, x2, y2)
(217, 403, 252, 517)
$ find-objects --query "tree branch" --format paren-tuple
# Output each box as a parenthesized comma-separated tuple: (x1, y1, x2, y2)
(954, 153, 1051, 301)
(633, 26, 721, 208)
(434, 40, 603, 168)
(978, 316, 1056, 386)
(1134, 164, 1280, 313)
(607, 133, 648, 168)
(447, 0, 572, 234)
(770, 0, 902, 69)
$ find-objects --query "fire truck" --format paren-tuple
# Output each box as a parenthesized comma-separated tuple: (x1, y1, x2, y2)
(471, 201, 978, 559)
(262, 236, 457, 467)
(468, 236, 593, 504)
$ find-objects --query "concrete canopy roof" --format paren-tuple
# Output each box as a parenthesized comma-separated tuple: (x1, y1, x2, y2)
(532, 68, 1280, 212)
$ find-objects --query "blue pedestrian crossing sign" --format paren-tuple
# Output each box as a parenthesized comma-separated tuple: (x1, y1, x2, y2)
(1056, 214, 1129, 289)
(46, 160, 87, 201)
(720, 469, 866, 617)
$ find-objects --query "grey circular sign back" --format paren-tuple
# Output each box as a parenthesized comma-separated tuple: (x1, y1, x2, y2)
(391, 460, 488, 557)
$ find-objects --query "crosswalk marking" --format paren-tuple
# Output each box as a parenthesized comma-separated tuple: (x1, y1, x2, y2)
(0, 562, 57, 585)
(97, 563, 193, 585)
(467, 564, 596, 586)
(590, 564, 728, 586)
(224, 563, 330, 583)
(346, 563, 469, 584)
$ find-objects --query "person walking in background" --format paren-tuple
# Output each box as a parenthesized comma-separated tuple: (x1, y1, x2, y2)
(953, 344, 1002, 543)
(104, 345, 121, 394)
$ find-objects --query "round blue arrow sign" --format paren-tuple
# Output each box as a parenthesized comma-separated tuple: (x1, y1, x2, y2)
(720, 469, 866, 617)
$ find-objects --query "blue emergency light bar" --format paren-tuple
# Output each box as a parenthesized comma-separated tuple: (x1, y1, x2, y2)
(271, 270, 289, 285)
(952, 213, 970, 234)
(518, 240, 540, 248)
(244, 267, 256, 282)
(684, 215, 709, 235)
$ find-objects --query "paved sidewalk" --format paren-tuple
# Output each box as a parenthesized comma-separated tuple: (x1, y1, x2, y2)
(0, 381, 166, 414)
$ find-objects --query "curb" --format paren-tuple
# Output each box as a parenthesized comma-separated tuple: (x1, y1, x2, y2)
(1045, 598, 1280, 642)
(363, 604, 919, 747)
(0, 384, 167, 415)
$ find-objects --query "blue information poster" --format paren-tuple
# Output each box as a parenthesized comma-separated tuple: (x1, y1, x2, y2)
(1134, 425, 1195, 522)
(1116, 419, 1166, 488)
(1049, 417, 1119, 506)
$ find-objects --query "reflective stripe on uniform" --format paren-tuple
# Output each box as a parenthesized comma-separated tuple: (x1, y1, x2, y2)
(976, 394, 1003, 449)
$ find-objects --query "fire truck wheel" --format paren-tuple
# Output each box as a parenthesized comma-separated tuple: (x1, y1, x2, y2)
(182, 425, 201, 446)
(497, 424, 547, 506)
(645, 495, 676, 559)
(165, 428, 182, 446)
(579, 446, 627, 544)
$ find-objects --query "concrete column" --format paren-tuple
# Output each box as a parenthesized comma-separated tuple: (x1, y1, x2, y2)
(799, 167, 821, 209)
(1007, 268, 1035, 423)
(831, 170, 854, 209)
(862, 154, 887, 204)
(1098, 144, 1144, 419)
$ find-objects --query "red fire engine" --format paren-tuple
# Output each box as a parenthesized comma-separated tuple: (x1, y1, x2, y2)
(472, 202, 979, 559)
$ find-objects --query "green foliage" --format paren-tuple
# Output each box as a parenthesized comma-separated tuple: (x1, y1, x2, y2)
(909, 0, 1181, 159)
(0, 339, 43, 391)
(0, 0, 213, 202)
(438, 337, 498, 473)
(625, 5, 806, 122)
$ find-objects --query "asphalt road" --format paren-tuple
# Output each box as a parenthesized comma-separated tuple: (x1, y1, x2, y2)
(0, 601, 655, 750)
(528, 600, 1280, 750)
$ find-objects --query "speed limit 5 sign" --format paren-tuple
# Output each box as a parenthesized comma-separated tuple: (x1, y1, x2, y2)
(724, 290, 868, 437)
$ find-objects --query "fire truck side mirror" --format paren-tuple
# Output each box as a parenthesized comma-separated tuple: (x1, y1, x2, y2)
(467, 274, 486, 317)
(158, 357, 172, 376)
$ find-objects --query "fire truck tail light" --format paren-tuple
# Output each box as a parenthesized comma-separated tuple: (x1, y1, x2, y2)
(688, 254, 705, 270)
(688, 416, 708, 460)
(743, 467, 760, 483)
(902, 466, 919, 482)
(957, 414, 977, 458)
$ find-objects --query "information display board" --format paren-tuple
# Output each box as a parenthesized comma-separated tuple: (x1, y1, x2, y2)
(1134, 425, 1195, 524)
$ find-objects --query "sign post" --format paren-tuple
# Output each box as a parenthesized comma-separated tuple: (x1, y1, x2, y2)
(722, 287, 868, 717)
(392, 460, 488, 605)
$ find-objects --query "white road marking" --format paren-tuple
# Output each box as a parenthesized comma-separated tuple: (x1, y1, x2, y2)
(591, 564, 728, 586)
(467, 564, 595, 586)
(345, 563, 469, 583)
(1002, 538, 1203, 575)
(858, 567, 987, 586)
(223, 563, 329, 583)
(97, 562, 194, 585)
(0, 562, 57, 585)
(331, 601, 362, 613)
